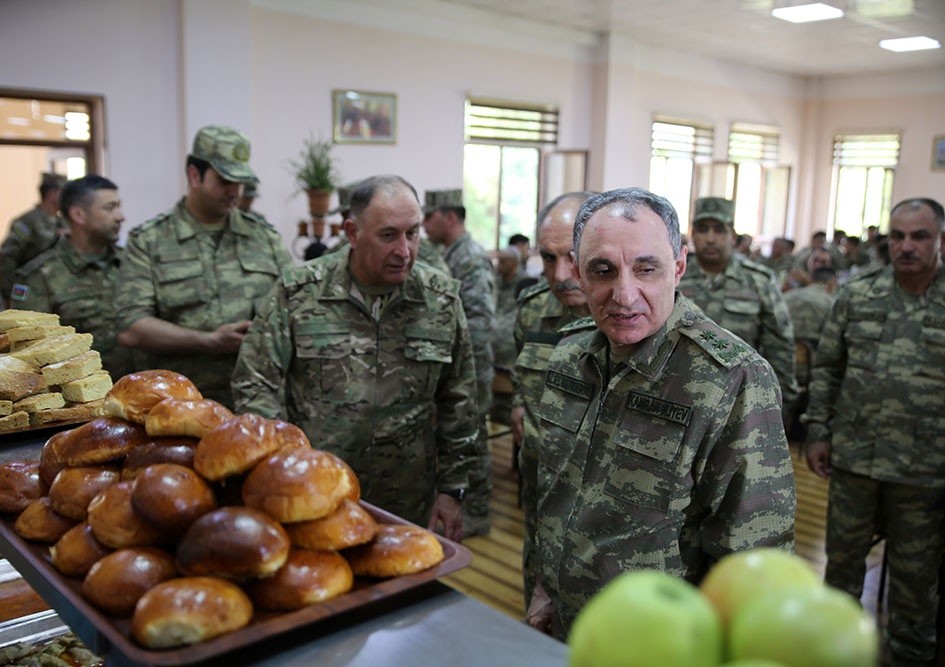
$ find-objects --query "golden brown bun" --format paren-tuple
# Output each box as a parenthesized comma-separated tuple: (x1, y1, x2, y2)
(175, 507, 289, 581)
(48, 466, 121, 521)
(56, 417, 149, 467)
(50, 522, 113, 578)
(13, 497, 78, 543)
(270, 419, 311, 449)
(284, 500, 378, 551)
(39, 429, 72, 486)
(87, 481, 163, 549)
(193, 414, 282, 482)
(242, 448, 352, 523)
(103, 370, 202, 424)
(323, 451, 360, 501)
(246, 549, 353, 611)
(0, 461, 48, 514)
(345, 524, 445, 578)
(121, 437, 199, 481)
(131, 464, 216, 534)
(144, 398, 234, 439)
(82, 547, 177, 617)
(131, 577, 253, 649)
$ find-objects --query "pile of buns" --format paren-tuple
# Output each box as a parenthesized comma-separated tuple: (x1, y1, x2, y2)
(0, 310, 112, 432)
(0, 370, 445, 651)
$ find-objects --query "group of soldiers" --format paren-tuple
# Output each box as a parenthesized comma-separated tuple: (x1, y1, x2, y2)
(2, 122, 943, 666)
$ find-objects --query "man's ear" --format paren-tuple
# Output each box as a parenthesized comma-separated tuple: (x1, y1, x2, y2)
(185, 164, 202, 189)
(343, 218, 358, 247)
(68, 204, 86, 228)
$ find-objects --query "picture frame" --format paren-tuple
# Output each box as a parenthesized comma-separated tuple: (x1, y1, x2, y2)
(932, 135, 945, 171)
(332, 90, 397, 144)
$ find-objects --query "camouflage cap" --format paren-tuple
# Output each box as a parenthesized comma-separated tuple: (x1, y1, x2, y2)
(190, 125, 258, 184)
(328, 182, 357, 216)
(693, 197, 735, 225)
(424, 189, 464, 214)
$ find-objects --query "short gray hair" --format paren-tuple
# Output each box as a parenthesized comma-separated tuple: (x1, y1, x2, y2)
(349, 174, 419, 219)
(573, 188, 682, 262)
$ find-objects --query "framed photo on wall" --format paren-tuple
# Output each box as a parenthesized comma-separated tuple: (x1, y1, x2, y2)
(932, 135, 945, 171)
(332, 90, 396, 144)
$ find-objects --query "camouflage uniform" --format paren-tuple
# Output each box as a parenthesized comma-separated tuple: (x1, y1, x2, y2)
(536, 295, 796, 638)
(512, 278, 588, 605)
(417, 237, 450, 275)
(0, 206, 63, 302)
(784, 282, 835, 389)
(679, 254, 798, 408)
(230, 247, 479, 526)
(114, 199, 291, 407)
(11, 238, 134, 379)
(805, 264, 945, 664)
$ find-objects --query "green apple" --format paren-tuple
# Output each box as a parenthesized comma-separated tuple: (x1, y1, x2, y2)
(728, 585, 879, 667)
(700, 548, 822, 628)
(568, 570, 723, 667)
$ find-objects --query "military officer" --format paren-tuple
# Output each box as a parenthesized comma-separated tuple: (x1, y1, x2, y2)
(114, 125, 291, 407)
(526, 187, 796, 639)
(11, 174, 133, 379)
(231, 175, 478, 542)
(805, 198, 945, 666)
(423, 189, 496, 537)
(678, 196, 798, 419)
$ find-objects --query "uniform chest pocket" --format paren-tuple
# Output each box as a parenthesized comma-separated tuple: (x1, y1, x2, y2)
(58, 289, 101, 322)
(238, 251, 280, 277)
(294, 322, 351, 395)
(154, 258, 208, 309)
(516, 341, 555, 372)
(723, 295, 761, 316)
(403, 325, 453, 397)
(844, 317, 883, 369)
(918, 326, 945, 380)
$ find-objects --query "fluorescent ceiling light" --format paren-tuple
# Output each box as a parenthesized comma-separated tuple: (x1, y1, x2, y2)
(772, 3, 844, 22)
(879, 36, 941, 52)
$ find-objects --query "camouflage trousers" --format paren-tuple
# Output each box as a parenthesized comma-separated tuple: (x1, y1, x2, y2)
(463, 409, 492, 535)
(518, 433, 539, 608)
(825, 467, 945, 666)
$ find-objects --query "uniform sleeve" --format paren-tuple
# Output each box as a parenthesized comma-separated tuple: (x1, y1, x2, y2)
(9, 268, 52, 313)
(757, 273, 799, 406)
(455, 255, 496, 392)
(114, 230, 158, 331)
(803, 291, 850, 443)
(0, 220, 31, 302)
(270, 230, 294, 269)
(230, 281, 292, 419)
(510, 300, 531, 409)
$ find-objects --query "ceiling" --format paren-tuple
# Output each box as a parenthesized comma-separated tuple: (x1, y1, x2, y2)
(429, 0, 945, 77)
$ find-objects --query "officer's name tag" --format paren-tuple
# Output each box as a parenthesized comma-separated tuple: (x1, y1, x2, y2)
(547, 371, 593, 400)
(626, 391, 692, 426)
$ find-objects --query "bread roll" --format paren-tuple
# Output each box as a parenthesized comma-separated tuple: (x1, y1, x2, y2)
(87, 481, 162, 549)
(324, 451, 360, 502)
(57, 417, 148, 467)
(270, 419, 311, 449)
(144, 398, 234, 439)
(13, 497, 77, 543)
(50, 522, 113, 578)
(284, 500, 378, 551)
(82, 547, 177, 617)
(193, 414, 281, 481)
(48, 466, 121, 521)
(131, 464, 216, 534)
(246, 549, 353, 611)
(344, 524, 445, 578)
(0, 461, 48, 514)
(39, 429, 71, 486)
(131, 577, 253, 649)
(242, 448, 352, 523)
(121, 437, 198, 480)
(175, 507, 289, 581)
(103, 370, 202, 424)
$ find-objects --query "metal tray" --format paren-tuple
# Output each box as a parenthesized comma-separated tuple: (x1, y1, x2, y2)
(0, 502, 471, 666)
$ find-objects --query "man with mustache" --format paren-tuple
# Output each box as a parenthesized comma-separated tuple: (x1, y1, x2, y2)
(114, 125, 291, 407)
(232, 175, 478, 542)
(526, 187, 795, 638)
(510, 190, 594, 607)
(805, 198, 945, 666)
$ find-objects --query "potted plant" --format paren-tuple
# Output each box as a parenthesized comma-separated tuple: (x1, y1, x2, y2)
(288, 136, 340, 217)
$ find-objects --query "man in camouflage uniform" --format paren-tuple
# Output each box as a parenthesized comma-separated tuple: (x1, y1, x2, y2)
(805, 198, 945, 666)
(10, 175, 133, 379)
(526, 188, 796, 639)
(1, 172, 66, 308)
(114, 125, 291, 407)
(423, 189, 496, 537)
(679, 197, 798, 421)
(511, 191, 595, 608)
(231, 175, 478, 541)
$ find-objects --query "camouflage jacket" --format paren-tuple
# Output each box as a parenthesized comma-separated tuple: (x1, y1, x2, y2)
(11, 238, 134, 379)
(230, 247, 480, 525)
(784, 283, 835, 347)
(536, 294, 796, 637)
(114, 198, 291, 407)
(443, 232, 496, 409)
(1, 206, 63, 302)
(679, 255, 798, 406)
(417, 237, 451, 275)
(805, 264, 945, 488)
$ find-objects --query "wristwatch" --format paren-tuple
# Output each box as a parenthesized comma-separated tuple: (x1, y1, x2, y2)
(441, 487, 467, 502)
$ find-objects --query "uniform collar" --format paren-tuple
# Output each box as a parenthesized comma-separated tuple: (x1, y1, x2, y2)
(317, 246, 420, 304)
(56, 237, 120, 273)
(172, 198, 249, 241)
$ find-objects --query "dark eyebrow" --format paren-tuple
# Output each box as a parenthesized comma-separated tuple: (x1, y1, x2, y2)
(634, 255, 662, 267)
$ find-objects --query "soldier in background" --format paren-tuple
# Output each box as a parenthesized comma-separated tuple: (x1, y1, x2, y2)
(11, 174, 134, 379)
(236, 180, 259, 214)
(115, 125, 291, 408)
(232, 175, 478, 541)
(1, 172, 66, 308)
(805, 198, 945, 666)
(526, 187, 795, 638)
(423, 189, 496, 537)
(679, 197, 797, 423)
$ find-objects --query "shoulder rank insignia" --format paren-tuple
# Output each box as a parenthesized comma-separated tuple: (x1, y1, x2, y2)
(698, 330, 742, 364)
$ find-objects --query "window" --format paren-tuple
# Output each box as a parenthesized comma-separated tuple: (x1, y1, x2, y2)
(727, 122, 788, 241)
(830, 133, 899, 238)
(648, 117, 714, 232)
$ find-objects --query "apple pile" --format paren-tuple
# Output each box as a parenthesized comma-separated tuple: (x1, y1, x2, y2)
(567, 548, 878, 667)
